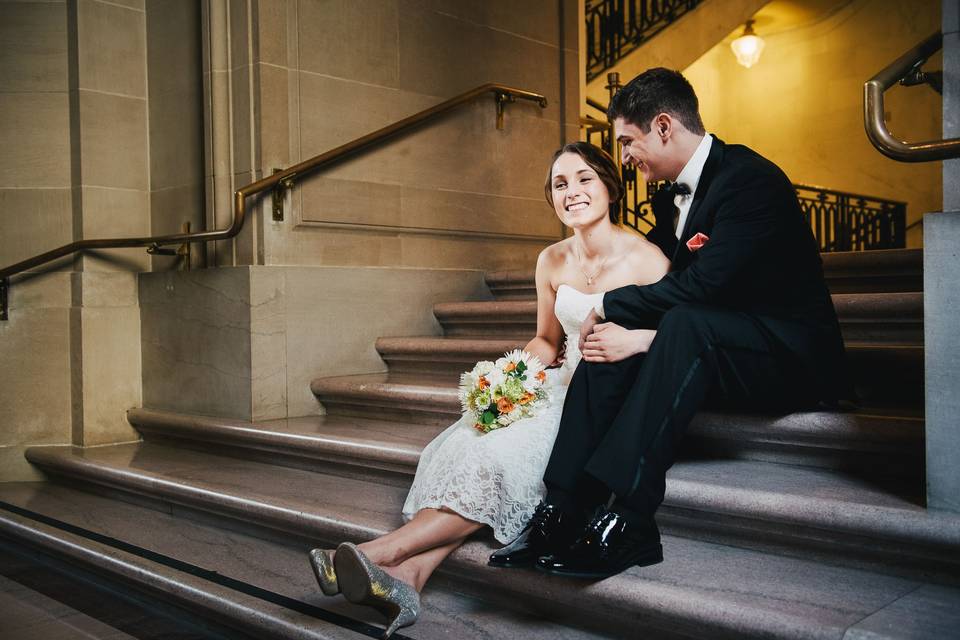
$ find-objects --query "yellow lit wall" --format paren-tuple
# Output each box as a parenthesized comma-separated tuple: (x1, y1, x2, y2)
(684, 0, 941, 247)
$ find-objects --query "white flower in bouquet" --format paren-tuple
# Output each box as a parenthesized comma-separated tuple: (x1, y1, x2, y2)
(458, 349, 550, 434)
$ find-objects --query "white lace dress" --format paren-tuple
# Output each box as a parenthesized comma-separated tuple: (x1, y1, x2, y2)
(402, 285, 604, 543)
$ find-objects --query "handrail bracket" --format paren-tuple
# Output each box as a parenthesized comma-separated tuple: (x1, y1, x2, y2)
(272, 169, 296, 221)
(146, 222, 193, 270)
(900, 60, 943, 95)
(493, 91, 546, 130)
(494, 92, 515, 130)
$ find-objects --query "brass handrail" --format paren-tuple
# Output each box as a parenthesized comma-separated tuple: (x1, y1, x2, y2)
(0, 83, 547, 314)
(864, 32, 960, 162)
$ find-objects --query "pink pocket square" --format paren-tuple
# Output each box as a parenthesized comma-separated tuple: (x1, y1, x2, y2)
(686, 232, 709, 252)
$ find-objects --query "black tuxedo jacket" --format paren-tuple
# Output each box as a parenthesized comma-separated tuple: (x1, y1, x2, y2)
(607, 136, 852, 401)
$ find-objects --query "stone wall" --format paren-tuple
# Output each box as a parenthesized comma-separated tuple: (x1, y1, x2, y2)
(1, 0, 581, 480)
(139, 266, 490, 421)
(0, 0, 157, 481)
(0, 0, 204, 481)
(683, 0, 941, 248)
(227, 0, 578, 272)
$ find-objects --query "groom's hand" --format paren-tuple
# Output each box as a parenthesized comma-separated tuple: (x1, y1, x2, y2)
(582, 324, 656, 363)
(578, 309, 602, 352)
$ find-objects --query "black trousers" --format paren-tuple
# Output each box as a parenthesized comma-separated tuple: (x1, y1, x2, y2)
(543, 304, 813, 519)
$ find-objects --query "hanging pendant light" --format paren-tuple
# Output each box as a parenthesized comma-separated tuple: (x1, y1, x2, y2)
(730, 19, 765, 68)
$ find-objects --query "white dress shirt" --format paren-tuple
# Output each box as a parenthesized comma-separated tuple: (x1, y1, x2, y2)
(594, 134, 713, 320)
(672, 134, 713, 239)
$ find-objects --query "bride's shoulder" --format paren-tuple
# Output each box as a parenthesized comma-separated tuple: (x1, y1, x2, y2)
(537, 238, 574, 269)
(621, 231, 660, 257)
(535, 239, 574, 291)
(620, 232, 670, 275)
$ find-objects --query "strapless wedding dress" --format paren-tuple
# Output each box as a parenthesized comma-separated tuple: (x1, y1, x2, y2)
(402, 285, 604, 543)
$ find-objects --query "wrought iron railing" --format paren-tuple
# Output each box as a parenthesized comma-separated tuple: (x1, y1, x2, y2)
(795, 184, 906, 252)
(582, 116, 907, 252)
(586, 0, 704, 82)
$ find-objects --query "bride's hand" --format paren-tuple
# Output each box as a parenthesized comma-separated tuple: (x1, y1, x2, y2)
(549, 342, 567, 368)
(582, 324, 656, 363)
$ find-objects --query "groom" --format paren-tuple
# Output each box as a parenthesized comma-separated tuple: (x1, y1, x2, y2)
(490, 68, 852, 578)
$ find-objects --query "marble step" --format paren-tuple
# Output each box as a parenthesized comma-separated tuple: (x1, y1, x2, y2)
(374, 336, 525, 375)
(129, 407, 922, 482)
(0, 495, 358, 640)
(485, 248, 923, 299)
(307, 373, 922, 475)
(373, 337, 923, 408)
(129, 409, 441, 485)
(82, 423, 944, 578)
(0, 483, 622, 640)
(15, 448, 960, 639)
(433, 292, 924, 344)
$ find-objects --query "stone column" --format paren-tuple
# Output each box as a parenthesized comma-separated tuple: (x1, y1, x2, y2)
(66, 0, 148, 447)
(925, 0, 960, 513)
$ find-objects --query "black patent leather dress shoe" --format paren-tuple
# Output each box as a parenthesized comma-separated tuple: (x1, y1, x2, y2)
(535, 508, 662, 578)
(488, 502, 580, 568)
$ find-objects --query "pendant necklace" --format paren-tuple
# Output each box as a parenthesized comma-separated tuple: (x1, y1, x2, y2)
(575, 242, 609, 286)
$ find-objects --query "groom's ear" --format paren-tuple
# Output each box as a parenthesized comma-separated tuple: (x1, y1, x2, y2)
(654, 113, 672, 141)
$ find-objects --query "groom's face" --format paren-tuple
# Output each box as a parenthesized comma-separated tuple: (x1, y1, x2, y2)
(614, 117, 669, 182)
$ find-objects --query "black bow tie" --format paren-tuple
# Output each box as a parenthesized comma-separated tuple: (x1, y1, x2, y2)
(665, 181, 692, 197)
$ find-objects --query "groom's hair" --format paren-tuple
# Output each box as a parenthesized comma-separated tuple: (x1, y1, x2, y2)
(544, 142, 624, 224)
(607, 68, 706, 135)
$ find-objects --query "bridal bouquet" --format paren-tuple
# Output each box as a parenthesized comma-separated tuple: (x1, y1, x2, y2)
(459, 349, 549, 434)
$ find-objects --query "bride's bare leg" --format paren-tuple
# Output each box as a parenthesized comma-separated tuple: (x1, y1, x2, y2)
(380, 539, 463, 592)
(358, 508, 483, 567)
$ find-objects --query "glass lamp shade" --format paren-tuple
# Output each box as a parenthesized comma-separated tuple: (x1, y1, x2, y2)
(730, 25, 765, 68)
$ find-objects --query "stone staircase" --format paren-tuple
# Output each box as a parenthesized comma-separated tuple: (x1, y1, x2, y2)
(4, 248, 960, 639)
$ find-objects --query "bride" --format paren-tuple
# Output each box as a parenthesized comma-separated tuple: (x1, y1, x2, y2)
(309, 141, 669, 637)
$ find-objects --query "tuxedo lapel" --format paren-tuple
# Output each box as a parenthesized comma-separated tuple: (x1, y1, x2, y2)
(673, 136, 725, 262)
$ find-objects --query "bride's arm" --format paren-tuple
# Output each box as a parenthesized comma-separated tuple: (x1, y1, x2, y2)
(523, 249, 564, 367)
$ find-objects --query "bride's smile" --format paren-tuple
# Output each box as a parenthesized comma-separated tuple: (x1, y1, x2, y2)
(550, 152, 612, 229)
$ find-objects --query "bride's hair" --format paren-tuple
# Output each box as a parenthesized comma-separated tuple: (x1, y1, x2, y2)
(544, 142, 624, 224)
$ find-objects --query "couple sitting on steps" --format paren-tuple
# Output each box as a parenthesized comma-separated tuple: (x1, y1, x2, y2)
(308, 67, 851, 638)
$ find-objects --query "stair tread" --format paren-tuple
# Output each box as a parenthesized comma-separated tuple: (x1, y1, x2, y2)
(310, 370, 921, 426)
(8, 463, 960, 640)
(486, 250, 924, 297)
(0, 490, 359, 640)
(0, 482, 614, 640)
(26, 441, 953, 555)
(376, 334, 922, 351)
(435, 292, 922, 317)
(132, 409, 442, 459)
(136, 406, 922, 457)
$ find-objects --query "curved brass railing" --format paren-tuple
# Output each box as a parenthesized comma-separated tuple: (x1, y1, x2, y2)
(0, 83, 548, 318)
(864, 32, 960, 162)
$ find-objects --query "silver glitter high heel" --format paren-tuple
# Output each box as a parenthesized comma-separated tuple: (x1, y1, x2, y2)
(334, 542, 420, 639)
(308, 548, 340, 596)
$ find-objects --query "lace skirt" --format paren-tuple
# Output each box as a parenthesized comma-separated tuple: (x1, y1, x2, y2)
(401, 377, 569, 543)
